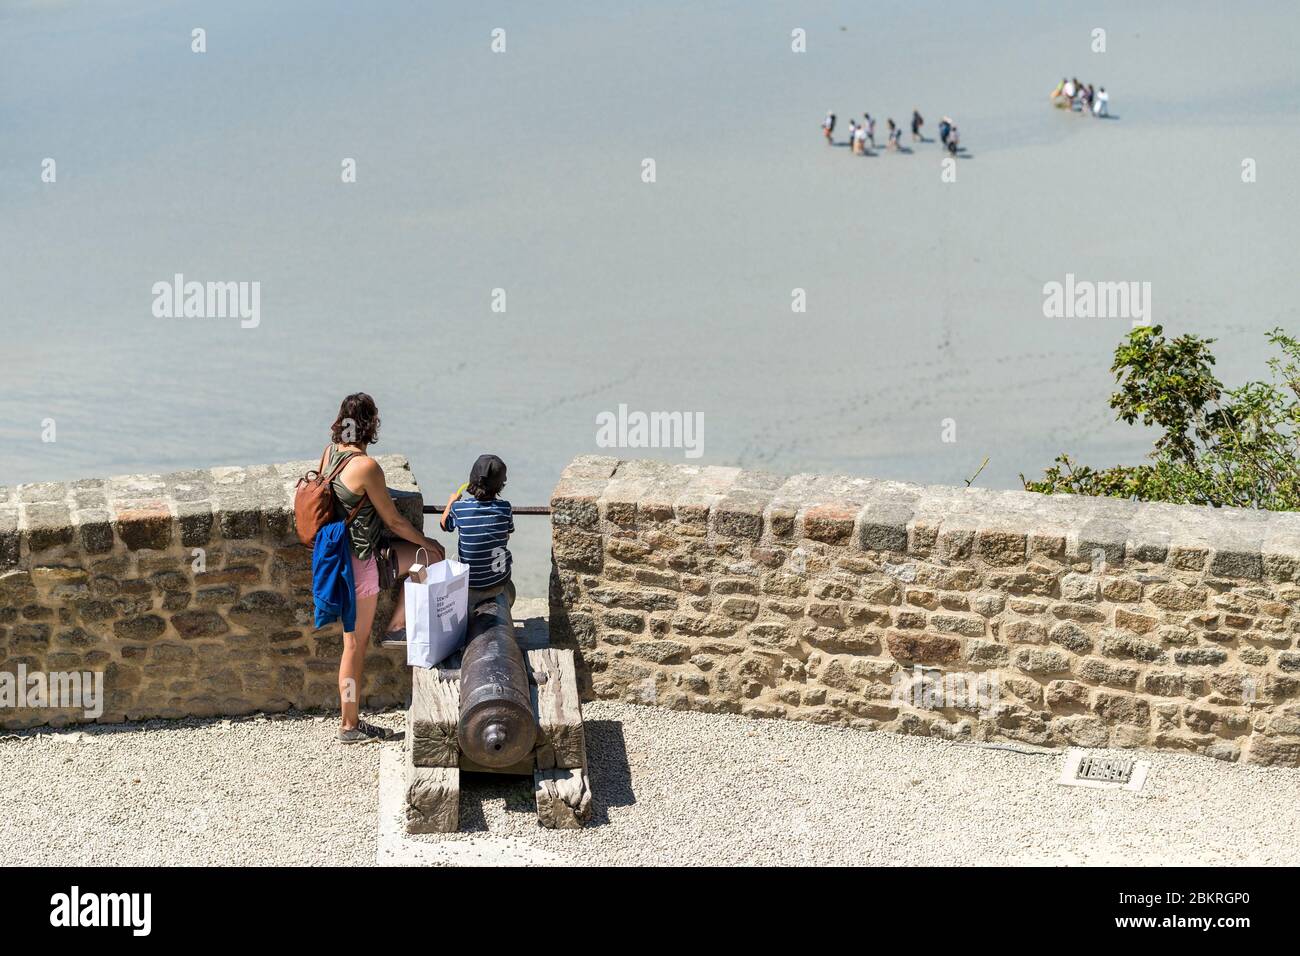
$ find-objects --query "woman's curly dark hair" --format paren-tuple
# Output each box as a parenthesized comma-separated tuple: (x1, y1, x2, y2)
(331, 392, 381, 446)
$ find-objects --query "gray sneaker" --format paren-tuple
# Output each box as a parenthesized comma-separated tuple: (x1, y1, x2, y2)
(357, 719, 396, 741)
(338, 726, 378, 745)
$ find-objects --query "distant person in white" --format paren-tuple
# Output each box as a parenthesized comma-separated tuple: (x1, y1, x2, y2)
(1093, 87, 1109, 117)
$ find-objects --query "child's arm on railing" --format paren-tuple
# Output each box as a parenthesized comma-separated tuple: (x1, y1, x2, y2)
(438, 483, 469, 532)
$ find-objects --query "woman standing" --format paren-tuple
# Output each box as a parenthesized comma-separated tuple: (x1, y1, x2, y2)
(319, 392, 445, 743)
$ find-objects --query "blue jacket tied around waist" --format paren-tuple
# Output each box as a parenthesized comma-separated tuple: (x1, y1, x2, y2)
(313, 520, 356, 632)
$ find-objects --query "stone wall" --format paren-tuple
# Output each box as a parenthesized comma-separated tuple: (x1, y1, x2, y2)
(0, 457, 422, 729)
(548, 457, 1300, 766)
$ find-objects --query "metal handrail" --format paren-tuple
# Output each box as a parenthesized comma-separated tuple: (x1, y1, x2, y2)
(423, 505, 550, 515)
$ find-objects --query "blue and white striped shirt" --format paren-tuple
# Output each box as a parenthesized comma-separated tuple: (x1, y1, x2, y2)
(443, 497, 514, 589)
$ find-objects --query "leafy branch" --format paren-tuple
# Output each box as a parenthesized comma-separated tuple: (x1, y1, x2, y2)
(1022, 326, 1300, 510)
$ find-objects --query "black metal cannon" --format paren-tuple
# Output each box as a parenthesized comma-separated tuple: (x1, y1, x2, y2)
(405, 592, 593, 830)
(457, 594, 537, 768)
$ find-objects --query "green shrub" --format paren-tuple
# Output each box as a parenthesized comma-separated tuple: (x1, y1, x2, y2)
(1021, 325, 1300, 509)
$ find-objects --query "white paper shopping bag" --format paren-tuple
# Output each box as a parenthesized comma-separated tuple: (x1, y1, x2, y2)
(405, 558, 470, 668)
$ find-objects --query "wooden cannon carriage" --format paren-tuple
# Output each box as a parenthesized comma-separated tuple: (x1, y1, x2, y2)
(402, 594, 592, 832)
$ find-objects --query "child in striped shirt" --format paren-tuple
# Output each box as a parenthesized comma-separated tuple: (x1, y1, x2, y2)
(440, 454, 516, 608)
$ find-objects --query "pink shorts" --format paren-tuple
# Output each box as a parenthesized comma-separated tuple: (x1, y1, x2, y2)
(351, 553, 381, 599)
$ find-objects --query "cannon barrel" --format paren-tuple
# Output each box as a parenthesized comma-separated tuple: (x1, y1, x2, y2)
(457, 595, 536, 768)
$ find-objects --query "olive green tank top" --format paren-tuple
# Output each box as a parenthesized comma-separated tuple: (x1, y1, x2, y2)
(325, 445, 383, 560)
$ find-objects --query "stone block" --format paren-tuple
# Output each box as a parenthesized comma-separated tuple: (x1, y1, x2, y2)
(115, 503, 173, 551)
(885, 631, 961, 664)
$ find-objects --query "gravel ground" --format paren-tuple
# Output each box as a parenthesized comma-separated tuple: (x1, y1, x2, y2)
(3, 702, 1298, 866)
(0, 709, 406, 867)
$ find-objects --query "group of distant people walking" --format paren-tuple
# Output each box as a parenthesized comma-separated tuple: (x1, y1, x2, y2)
(1050, 77, 1109, 116)
(822, 108, 960, 156)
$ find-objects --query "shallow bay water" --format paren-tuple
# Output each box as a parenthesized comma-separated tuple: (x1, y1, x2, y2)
(3, 0, 1299, 595)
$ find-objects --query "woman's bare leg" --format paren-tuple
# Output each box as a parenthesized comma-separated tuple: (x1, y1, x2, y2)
(340, 593, 377, 730)
(383, 539, 444, 633)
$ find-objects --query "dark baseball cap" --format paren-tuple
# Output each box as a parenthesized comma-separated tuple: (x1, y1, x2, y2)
(469, 454, 507, 493)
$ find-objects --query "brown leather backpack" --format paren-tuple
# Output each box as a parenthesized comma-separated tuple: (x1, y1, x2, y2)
(293, 446, 368, 546)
